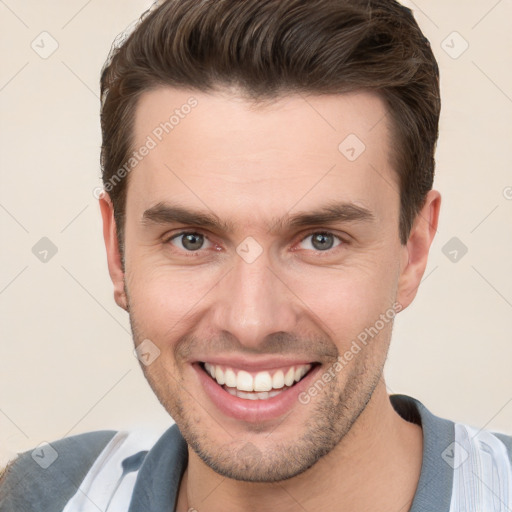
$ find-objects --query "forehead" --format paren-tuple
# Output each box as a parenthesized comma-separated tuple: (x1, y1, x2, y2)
(126, 87, 398, 230)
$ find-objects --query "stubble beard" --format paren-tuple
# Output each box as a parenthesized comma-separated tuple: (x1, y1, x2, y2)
(125, 281, 389, 482)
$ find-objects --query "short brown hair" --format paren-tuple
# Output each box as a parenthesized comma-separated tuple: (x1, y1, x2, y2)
(100, 0, 440, 256)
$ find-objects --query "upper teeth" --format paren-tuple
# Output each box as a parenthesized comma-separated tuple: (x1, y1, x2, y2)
(204, 363, 312, 392)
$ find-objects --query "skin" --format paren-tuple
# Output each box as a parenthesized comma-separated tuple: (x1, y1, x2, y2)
(100, 87, 441, 511)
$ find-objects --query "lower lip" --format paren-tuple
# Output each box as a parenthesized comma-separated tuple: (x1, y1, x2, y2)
(193, 363, 321, 423)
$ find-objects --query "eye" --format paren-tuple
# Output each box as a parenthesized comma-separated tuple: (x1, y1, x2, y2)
(168, 231, 213, 252)
(298, 231, 343, 252)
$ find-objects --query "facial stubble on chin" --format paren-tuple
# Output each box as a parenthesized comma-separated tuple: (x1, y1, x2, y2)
(125, 293, 386, 483)
(180, 362, 383, 483)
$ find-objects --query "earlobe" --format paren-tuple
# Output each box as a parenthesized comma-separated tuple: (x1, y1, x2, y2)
(396, 190, 441, 310)
(98, 192, 128, 311)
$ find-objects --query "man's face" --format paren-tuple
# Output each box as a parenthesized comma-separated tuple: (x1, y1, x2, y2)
(118, 87, 411, 481)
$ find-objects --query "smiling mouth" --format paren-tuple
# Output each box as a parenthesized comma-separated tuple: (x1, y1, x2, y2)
(199, 361, 318, 400)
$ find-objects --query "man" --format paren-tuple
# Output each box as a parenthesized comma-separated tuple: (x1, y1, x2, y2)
(1, 0, 511, 510)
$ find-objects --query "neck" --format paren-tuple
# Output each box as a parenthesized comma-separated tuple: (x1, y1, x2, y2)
(177, 383, 423, 512)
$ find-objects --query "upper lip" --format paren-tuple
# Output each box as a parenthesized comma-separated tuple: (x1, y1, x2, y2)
(194, 355, 318, 371)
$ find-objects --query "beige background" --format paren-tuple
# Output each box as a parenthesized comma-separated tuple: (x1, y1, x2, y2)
(1, 0, 511, 467)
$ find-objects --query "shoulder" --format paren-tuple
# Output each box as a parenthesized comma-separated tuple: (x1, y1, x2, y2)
(455, 422, 512, 471)
(493, 430, 512, 461)
(0, 430, 118, 512)
(449, 423, 512, 510)
(455, 422, 512, 467)
(391, 394, 512, 510)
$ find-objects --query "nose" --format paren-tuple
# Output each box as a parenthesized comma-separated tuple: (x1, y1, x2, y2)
(210, 247, 298, 349)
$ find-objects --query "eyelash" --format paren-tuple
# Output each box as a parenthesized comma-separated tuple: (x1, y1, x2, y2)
(163, 230, 347, 258)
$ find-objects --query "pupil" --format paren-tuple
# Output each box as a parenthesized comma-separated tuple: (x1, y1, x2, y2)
(312, 233, 333, 251)
(183, 233, 203, 251)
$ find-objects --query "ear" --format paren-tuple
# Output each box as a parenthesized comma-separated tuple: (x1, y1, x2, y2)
(99, 192, 128, 311)
(396, 190, 441, 310)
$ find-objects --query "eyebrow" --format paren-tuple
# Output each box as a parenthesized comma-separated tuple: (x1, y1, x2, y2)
(141, 201, 375, 234)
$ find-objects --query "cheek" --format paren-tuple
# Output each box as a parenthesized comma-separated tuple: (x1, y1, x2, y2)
(126, 262, 219, 333)
(289, 258, 400, 343)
